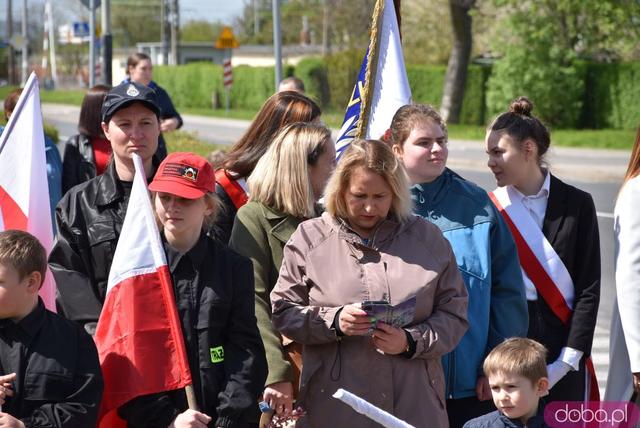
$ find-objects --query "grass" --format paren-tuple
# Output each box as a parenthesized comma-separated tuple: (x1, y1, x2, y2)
(164, 131, 227, 157)
(2, 86, 635, 150)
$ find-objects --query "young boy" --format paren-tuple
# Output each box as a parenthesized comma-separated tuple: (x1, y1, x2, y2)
(463, 338, 550, 428)
(0, 230, 103, 427)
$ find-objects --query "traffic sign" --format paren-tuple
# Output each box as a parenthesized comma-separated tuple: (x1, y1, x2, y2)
(80, 0, 101, 10)
(215, 27, 239, 49)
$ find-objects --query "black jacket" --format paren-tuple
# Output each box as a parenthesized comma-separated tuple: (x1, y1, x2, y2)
(49, 158, 159, 334)
(210, 182, 238, 244)
(0, 299, 103, 427)
(61, 133, 97, 195)
(527, 175, 600, 401)
(118, 233, 268, 428)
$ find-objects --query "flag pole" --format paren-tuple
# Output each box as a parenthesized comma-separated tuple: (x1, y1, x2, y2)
(185, 385, 199, 410)
(355, 0, 385, 139)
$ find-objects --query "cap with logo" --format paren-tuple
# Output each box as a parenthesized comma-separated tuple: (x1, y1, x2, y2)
(101, 81, 161, 123)
(148, 152, 215, 199)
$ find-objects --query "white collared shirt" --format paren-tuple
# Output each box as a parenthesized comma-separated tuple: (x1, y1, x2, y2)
(507, 171, 583, 371)
(508, 171, 550, 300)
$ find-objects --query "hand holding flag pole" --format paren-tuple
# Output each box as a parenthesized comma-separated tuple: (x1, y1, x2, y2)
(94, 153, 197, 426)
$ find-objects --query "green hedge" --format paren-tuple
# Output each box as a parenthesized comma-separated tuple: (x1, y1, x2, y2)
(581, 62, 640, 129)
(153, 59, 640, 130)
(295, 57, 330, 109)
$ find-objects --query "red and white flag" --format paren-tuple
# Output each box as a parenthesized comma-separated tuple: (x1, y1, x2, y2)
(0, 72, 56, 311)
(94, 153, 192, 427)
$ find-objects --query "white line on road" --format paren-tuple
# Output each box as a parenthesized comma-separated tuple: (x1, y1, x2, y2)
(597, 212, 615, 219)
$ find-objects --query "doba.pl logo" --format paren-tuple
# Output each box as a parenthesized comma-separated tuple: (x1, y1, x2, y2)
(545, 401, 640, 427)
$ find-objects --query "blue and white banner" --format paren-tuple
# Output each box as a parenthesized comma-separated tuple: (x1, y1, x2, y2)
(335, 0, 412, 158)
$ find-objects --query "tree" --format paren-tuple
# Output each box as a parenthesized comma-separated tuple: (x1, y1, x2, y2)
(485, 0, 640, 128)
(440, 0, 475, 123)
(110, 0, 162, 48)
(181, 20, 224, 42)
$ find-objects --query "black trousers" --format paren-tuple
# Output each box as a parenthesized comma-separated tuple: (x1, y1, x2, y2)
(527, 300, 586, 402)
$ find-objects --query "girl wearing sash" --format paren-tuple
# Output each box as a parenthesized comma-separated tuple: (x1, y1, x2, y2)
(606, 128, 640, 402)
(485, 97, 601, 402)
(212, 91, 321, 244)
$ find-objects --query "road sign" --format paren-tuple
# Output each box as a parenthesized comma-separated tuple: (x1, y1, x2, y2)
(223, 59, 233, 88)
(73, 22, 90, 38)
(80, 0, 101, 9)
(215, 27, 239, 49)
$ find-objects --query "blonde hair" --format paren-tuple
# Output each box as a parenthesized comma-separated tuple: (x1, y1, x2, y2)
(248, 122, 332, 218)
(324, 139, 412, 222)
(483, 338, 548, 385)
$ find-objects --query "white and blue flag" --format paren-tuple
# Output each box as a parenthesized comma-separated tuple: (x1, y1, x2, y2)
(335, 0, 412, 158)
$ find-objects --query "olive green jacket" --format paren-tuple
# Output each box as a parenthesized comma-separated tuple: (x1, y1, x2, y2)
(228, 201, 304, 386)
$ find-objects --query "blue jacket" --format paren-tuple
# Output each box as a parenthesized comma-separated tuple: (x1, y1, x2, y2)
(0, 126, 61, 234)
(463, 407, 549, 428)
(411, 168, 528, 399)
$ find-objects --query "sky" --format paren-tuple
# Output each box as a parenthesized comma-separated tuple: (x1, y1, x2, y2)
(0, 0, 245, 27)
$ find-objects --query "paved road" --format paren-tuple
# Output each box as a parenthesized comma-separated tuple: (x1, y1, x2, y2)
(43, 102, 630, 396)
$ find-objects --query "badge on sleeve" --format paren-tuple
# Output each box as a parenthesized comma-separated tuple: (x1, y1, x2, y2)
(210, 346, 224, 363)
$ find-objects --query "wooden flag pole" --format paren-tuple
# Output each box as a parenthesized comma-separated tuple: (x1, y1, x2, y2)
(355, 0, 385, 139)
(185, 384, 199, 410)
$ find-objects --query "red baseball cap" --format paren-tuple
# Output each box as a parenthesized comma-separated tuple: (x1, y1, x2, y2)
(148, 152, 215, 199)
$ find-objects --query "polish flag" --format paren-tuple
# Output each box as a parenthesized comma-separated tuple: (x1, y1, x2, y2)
(94, 153, 192, 427)
(0, 73, 56, 310)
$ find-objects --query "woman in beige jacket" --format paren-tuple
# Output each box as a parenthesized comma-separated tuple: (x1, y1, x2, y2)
(270, 139, 469, 427)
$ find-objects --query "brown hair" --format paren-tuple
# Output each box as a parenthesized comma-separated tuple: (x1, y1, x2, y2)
(126, 52, 152, 75)
(623, 128, 640, 185)
(79, 84, 110, 137)
(483, 338, 548, 385)
(388, 104, 448, 147)
(222, 91, 321, 178)
(3, 88, 22, 121)
(0, 230, 47, 287)
(487, 97, 551, 165)
(324, 139, 412, 222)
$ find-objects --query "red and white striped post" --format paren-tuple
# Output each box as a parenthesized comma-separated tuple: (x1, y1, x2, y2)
(223, 57, 232, 114)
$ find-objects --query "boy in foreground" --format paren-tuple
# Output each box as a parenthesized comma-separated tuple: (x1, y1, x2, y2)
(0, 230, 103, 427)
(464, 338, 550, 428)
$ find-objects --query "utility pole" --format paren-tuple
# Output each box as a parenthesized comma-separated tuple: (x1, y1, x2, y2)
(21, 0, 27, 84)
(7, 0, 15, 85)
(322, 0, 330, 56)
(42, 0, 57, 87)
(160, 0, 169, 64)
(169, 0, 179, 65)
(89, 0, 96, 87)
(253, 0, 260, 36)
(101, 0, 112, 85)
(272, 0, 282, 91)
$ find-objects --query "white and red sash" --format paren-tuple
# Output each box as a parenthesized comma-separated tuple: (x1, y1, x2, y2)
(489, 186, 600, 401)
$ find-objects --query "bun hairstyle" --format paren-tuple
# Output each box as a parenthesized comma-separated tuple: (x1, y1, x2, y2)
(488, 96, 551, 164)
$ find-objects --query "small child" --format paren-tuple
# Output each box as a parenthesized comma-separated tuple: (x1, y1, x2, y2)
(463, 338, 550, 428)
(117, 152, 267, 428)
(0, 230, 103, 427)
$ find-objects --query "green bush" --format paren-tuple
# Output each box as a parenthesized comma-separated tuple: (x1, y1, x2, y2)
(581, 62, 640, 129)
(486, 46, 585, 128)
(154, 62, 223, 109)
(295, 57, 330, 109)
(155, 62, 278, 113)
(325, 49, 365, 111)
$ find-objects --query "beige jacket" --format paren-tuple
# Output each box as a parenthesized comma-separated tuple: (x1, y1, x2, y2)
(270, 213, 468, 427)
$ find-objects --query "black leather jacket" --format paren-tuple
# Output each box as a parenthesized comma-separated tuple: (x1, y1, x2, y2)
(61, 133, 97, 195)
(49, 158, 159, 335)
